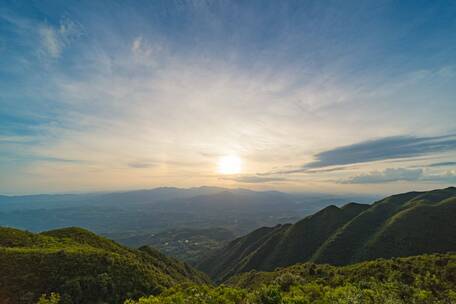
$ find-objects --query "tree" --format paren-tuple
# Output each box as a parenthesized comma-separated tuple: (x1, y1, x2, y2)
(37, 293, 60, 304)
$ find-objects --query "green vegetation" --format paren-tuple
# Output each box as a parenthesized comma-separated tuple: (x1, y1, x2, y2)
(0, 227, 208, 304)
(37, 293, 61, 304)
(1, 187, 455, 304)
(126, 253, 456, 304)
(198, 187, 456, 281)
(313, 188, 456, 265)
(111, 227, 235, 265)
(197, 203, 371, 281)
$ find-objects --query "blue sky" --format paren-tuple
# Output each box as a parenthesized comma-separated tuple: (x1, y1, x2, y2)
(1, 0, 456, 194)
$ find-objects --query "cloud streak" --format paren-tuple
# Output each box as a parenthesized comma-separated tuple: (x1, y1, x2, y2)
(38, 18, 81, 59)
(340, 168, 423, 184)
(427, 161, 456, 167)
(128, 161, 155, 169)
(221, 175, 289, 184)
(305, 135, 456, 169)
(422, 171, 456, 183)
(340, 167, 456, 184)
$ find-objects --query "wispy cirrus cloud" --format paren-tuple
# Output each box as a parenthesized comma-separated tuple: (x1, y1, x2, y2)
(38, 18, 81, 59)
(127, 161, 155, 169)
(340, 167, 456, 184)
(261, 165, 354, 175)
(340, 168, 423, 184)
(422, 171, 456, 183)
(258, 135, 456, 176)
(1, 1, 456, 193)
(38, 25, 62, 58)
(427, 161, 456, 167)
(0, 153, 87, 164)
(304, 135, 456, 169)
(221, 175, 289, 184)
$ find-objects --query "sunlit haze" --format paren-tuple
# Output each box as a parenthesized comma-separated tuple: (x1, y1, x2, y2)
(218, 155, 242, 175)
(1, 1, 455, 195)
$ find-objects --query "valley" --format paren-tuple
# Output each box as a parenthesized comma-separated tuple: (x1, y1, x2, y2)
(0, 187, 455, 303)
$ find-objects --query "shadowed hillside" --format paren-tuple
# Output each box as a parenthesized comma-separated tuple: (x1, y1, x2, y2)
(197, 202, 369, 281)
(312, 187, 456, 265)
(198, 187, 456, 281)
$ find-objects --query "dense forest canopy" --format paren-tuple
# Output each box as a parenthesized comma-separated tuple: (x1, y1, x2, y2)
(0, 227, 208, 304)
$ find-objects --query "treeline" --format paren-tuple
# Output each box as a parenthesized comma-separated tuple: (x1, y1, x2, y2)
(8, 234, 455, 303)
(38, 252, 456, 303)
(0, 227, 208, 304)
(125, 253, 456, 304)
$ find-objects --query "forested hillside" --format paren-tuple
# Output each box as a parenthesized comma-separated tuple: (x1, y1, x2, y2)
(197, 202, 369, 281)
(0, 227, 208, 304)
(198, 187, 456, 281)
(313, 187, 456, 264)
(127, 253, 456, 304)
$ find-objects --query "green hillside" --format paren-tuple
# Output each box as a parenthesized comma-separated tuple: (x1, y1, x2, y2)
(227, 252, 456, 290)
(312, 187, 456, 264)
(127, 253, 456, 304)
(198, 187, 456, 281)
(197, 202, 369, 281)
(0, 227, 209, 304)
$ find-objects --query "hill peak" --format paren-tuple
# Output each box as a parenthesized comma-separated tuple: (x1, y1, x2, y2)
(198, 187, 456, 281)
(0, 226, 209, 303)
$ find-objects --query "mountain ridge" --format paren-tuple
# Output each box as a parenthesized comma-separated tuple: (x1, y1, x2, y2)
(198, 187, 456, 281)
(197, 202, 370, 281)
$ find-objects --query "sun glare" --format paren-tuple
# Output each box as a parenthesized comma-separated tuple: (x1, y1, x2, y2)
(217, 155, 242, 174)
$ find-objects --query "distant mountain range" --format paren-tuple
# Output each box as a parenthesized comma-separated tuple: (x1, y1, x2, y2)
(197, 187, 456, 281)
(0, 187, 376, 237)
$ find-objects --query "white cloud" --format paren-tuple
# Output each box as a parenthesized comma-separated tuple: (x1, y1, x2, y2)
(39, 25, 61, 58)
(422, 170, 456, 183)
(130, 36, 164, 66)
(38, 18, 81, 59)
(340, 168, 423, 184)
(340, 167, 456, 184)
(131, 36, 143, 53)
(21, 45, 456, 193)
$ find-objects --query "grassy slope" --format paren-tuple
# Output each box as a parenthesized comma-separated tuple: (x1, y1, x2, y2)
(360, 197, 456, 260)
(198, 203, 369, 281)
(0, 227, 209, 304)
(198, 187, 456, 282)
(312, 187, 456, 264)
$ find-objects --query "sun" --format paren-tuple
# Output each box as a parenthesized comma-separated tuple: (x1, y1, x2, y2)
(217, 155, 242, 174)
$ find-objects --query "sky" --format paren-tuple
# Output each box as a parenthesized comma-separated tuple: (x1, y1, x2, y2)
(1, 0, 456, 195)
